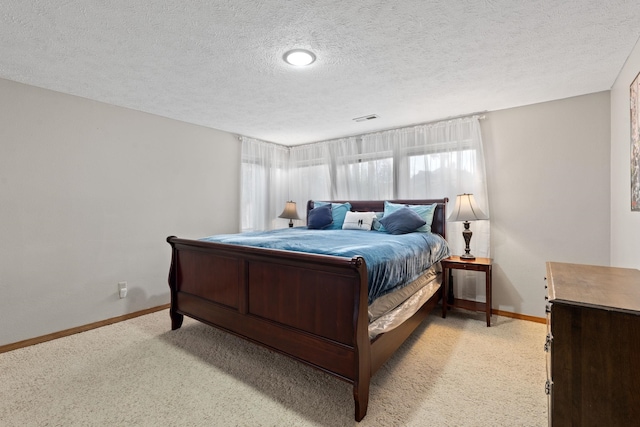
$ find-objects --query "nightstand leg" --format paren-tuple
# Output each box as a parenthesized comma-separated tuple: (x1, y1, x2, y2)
(448, 269, 454, 305)
(442, 267, 449, 318)
(486, 268, 492, 327)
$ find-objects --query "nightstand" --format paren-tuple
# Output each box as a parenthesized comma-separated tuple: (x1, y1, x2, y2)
(441, 256, 493, 326)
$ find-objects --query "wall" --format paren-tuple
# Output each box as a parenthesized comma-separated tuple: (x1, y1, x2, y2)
(482, 92, 611, 318)
(611, 37, 640, 268)
(0, 78, 617, 344)
(0, 79, 241, 346)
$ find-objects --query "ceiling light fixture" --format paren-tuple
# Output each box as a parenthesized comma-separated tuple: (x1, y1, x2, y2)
(283, 49, 316, 66)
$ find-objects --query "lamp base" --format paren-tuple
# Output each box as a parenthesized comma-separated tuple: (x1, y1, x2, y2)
(461, 222, 475, 260)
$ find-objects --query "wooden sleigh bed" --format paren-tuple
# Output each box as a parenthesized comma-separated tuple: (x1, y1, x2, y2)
(166, 198, 448, 421)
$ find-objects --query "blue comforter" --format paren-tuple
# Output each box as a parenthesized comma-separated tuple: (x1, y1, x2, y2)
(200, 228, 450, 303)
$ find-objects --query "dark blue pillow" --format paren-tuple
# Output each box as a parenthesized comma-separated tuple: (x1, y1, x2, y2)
(307, 204, 333, 229)
(313, 201, 352, 229)
(378, 207, 427, 235)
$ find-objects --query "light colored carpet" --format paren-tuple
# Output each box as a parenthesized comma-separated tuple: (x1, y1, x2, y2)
(0, 309, 547, 426)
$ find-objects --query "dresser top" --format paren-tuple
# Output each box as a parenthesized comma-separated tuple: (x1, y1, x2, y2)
(546, 262, 640, 313)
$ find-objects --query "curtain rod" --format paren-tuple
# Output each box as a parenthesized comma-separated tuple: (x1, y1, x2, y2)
(237, 112, 487, 146)
(288, 112, 487, 148)
(420, 111, 486, 125)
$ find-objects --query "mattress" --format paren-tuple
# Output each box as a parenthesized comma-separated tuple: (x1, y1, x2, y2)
(368, 263, 441, 322)
(368, 264, 442, 339)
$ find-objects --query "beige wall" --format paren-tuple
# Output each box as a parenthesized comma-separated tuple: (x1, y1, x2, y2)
(483, 92, 611, 317)
(0, 79, 241, 346)
(611, 37, 640, 268)
(0, 73, 619, 345)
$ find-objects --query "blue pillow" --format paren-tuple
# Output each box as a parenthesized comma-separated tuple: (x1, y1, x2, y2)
(382, 201, 437, 232)
(379, 207, 427, 235)
(307, 204, 333, 229)
(313, 201, 352, 230)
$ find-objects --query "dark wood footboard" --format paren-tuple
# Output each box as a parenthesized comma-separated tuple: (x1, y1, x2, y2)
(167, 236, 372, 420)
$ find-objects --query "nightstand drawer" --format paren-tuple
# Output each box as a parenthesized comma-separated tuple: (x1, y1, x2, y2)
(445, 262, 483, 272)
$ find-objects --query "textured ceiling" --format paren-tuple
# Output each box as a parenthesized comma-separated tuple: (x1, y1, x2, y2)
(2, 1, 640, 145)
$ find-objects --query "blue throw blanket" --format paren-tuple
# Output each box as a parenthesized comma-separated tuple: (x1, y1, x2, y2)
(200, 228, 450, 303)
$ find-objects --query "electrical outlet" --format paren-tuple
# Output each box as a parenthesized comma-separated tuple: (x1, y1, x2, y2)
(118, 281, 128, 299)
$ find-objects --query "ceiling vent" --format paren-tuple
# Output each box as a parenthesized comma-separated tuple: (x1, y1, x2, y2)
(353, 114, 379, 122)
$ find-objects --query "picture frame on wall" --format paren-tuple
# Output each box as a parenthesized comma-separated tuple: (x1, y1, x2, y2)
(631, 71, 640, 211)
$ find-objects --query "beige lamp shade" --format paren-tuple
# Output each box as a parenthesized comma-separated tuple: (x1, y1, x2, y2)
(448, 193, 488, 222)
(278, 201, 300, 227)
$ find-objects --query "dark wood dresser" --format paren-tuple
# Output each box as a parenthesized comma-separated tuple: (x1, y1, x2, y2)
(545, 262, 640, 426)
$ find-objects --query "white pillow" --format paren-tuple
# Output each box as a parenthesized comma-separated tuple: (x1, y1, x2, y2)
(341, 211, 376, 231)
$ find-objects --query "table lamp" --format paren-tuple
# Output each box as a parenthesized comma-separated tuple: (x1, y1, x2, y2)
(448, 193, 488, 260)
(278, 201, 300, 227)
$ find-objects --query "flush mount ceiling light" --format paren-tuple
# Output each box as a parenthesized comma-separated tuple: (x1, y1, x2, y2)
(283, 49, 316, 66)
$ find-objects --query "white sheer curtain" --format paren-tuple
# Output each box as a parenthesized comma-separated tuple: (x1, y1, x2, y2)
(332, 136, 395, 200)
(288, 139, 335, 210)
(288, 137, 360, 220)
(241, 118, 491, 300)
(240, 137, 290, 231)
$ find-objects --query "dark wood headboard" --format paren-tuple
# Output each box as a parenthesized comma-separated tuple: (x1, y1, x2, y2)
(306, 199, 449, 239)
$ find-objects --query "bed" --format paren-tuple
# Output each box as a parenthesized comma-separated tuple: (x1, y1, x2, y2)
(166, 198, 449, 421)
